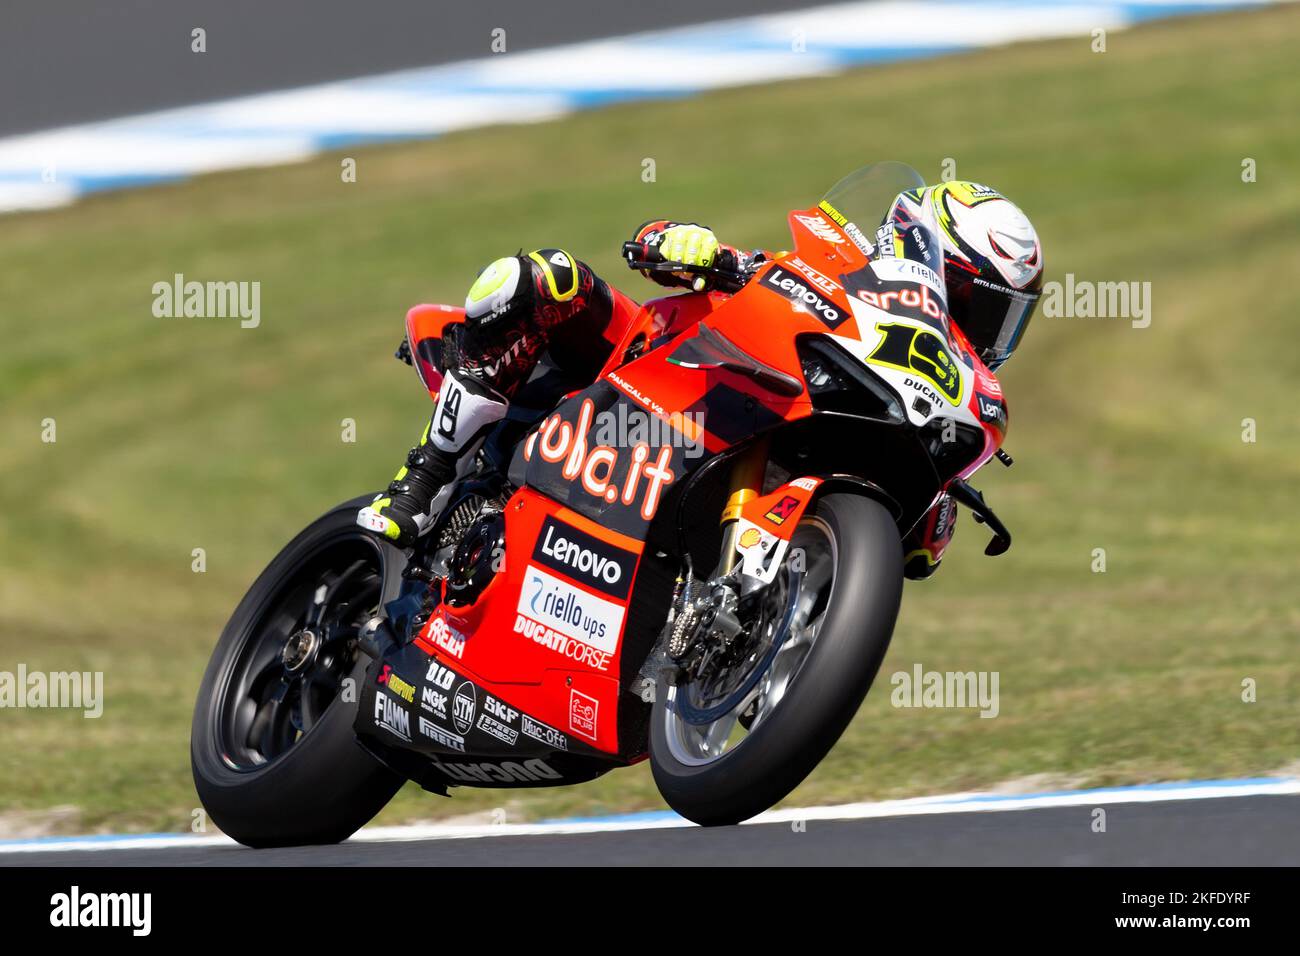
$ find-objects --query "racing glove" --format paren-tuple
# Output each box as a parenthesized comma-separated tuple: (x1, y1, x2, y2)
(658, 223, 720, 269)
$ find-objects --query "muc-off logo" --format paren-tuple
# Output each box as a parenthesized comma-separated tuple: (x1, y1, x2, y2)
(760, 266, 846, 329)
(532, 516, 636, 599)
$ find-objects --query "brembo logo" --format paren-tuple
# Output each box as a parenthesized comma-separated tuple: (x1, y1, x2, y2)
(532, 516, 636, 599)
(760, 265, 846, 329)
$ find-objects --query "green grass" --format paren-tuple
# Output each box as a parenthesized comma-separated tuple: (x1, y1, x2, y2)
(1, 6, 1297, 833)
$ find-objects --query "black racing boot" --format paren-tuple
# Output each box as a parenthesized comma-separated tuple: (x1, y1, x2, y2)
(356, 423, 457, 547)
(357, 369, 508, 547)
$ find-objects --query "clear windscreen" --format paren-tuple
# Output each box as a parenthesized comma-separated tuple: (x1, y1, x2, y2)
(820, 161, 926, 231)
(820, 161, 946, 293)
(823, 162, 952, 324)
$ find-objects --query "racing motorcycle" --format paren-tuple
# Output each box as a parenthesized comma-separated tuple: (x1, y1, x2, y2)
(191, 161, 1015, 847)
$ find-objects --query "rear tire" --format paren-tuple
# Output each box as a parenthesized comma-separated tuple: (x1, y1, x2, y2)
(191, 496, 406, 848)
(650, 493, 903, 826)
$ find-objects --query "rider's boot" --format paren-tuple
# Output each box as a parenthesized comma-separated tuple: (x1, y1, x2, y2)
(357, 369, 508, 548)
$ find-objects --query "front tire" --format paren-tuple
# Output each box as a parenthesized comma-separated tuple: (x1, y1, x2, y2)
(191, 496, 406, 848)
(650, 493, 903, 826)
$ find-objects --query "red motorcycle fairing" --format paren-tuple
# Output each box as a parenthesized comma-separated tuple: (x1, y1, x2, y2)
(405, 303, 461, 398)
(357, 201, 1010, 789)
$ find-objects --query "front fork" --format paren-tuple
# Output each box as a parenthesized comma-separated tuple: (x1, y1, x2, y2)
(717, 436, 770, 574)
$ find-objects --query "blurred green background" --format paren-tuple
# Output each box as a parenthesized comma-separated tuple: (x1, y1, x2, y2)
(0, 5, 1296, 834)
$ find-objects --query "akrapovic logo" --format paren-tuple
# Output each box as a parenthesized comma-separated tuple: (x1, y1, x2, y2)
(760, 266, 846, 329)
(532, 516, 636, 599)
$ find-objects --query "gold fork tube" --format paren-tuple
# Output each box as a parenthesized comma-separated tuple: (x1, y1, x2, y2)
(718, 437, 770, 573)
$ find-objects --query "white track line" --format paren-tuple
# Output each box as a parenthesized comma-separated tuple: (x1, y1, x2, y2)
(2, 777, 1295, 855)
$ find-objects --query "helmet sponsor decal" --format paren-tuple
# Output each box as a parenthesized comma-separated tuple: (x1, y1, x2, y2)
(465, 256, 523, 324)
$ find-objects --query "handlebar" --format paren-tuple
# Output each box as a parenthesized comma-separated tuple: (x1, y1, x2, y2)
(621, 240, 747, 293)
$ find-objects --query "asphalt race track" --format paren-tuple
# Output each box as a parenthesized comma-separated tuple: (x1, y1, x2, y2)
(0, 0, 839, 136)
(4, 795, 1296, 867)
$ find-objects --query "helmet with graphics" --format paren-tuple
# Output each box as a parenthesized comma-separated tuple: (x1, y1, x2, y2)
(878, 180, 1040, 371)
(885, 182, 1043, 371)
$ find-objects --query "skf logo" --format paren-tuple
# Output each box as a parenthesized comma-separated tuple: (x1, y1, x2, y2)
(764, 495, 800, 526)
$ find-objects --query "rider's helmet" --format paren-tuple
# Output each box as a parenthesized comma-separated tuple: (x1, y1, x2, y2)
(885, 182, 1043, 371)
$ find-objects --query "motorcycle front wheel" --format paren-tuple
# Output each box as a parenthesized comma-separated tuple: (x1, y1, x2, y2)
(190, 496, 406, 848)
(649, 493, 903, 826)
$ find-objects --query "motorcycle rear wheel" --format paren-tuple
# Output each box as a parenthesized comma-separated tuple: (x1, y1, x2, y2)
(649, 493, 903, 826)
(190, 496, 406, 848)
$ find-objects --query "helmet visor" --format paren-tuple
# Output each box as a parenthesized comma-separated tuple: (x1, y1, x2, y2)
(960, 277, 1039, 370)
